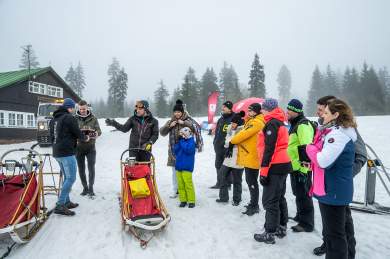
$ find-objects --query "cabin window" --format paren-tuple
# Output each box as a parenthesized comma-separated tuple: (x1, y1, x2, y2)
(28, 81, 63, 98)
(27, 114, 35, 127)
(17, 114, 24, 126)
(0, 112, 4, 126)
(8, 113, 16, 126)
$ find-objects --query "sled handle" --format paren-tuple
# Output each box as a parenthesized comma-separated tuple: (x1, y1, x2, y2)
(120, 148, 154, 162)
(0, 148, 43, 163)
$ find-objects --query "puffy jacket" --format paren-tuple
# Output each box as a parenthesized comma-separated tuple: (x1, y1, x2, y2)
(174, 137, 196, 172)
(49, 106, 88, 158)
(159, 111, 195, 166)
(230, 114, 265, 169)
(213, 112, 234, 154)
(223, 125, 244, 169)
(307, 125, 357, 206)
(75, 110, 102, 147)
(287, 114, 315, 174)
(112, 111, 159, 149)
(257, 107, 292, 177)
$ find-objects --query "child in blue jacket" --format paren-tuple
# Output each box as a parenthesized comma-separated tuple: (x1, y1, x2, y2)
(174, 127, 196, 208)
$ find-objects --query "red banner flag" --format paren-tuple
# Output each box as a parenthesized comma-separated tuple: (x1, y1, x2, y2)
(208, 91, 220, 124)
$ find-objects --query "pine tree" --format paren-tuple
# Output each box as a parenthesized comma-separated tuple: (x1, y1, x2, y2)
(306, 66, 324, 115)
(107, 58, 128, 117)
(65, 65, 77, 94)
(199, 67, 219, 115)
(74, 62, 86, 97)
(277, 65, 291, 108)
(180, 67, 200, 115)
(342, 67, 360, 111)
(248, 53, 265, 97)
(324, 65, 340, 97)
(359, 64, 386, 115)
(154, 80, 170, 118)
(19, 44, 40, 69)
(378, 67, 390, 113)
(219, 62, 242, 102)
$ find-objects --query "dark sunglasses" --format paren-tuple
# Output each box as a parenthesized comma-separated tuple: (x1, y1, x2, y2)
(135, 105, 145, 109)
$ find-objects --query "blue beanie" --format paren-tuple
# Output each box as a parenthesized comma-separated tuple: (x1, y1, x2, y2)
(262, 98, 278, 111)
(63, 98, 76, 109)
(287, 99, 303, 113)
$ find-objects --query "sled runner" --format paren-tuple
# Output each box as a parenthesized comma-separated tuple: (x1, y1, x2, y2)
(351, 144, 390, 215)
(0, 147, 55, 244)
(119, 148, 171, 248)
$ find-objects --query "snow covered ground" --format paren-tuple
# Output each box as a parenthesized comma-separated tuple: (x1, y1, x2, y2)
(1, 116, 390, 259)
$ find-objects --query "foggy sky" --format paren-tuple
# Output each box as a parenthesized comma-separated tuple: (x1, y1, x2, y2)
(1, 0, 389, 104)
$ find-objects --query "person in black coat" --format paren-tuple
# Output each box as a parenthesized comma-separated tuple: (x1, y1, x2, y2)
(105, 100, 159, 161)
(211, 101, 234, 189)
(49, 98, 90, 216)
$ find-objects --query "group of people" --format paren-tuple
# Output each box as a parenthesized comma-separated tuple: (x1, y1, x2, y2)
(210, 96, 367, 259)
(49, 94, 366, 259)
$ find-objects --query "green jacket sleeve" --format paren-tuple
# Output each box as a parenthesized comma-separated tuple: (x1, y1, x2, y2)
(296, 123, 314, 173)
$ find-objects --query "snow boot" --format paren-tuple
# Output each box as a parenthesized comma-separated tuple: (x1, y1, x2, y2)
(232, 200, 240, 206)
(242, 204, 260, 216)
(179, 202, 187, 208)
(291, 224, 313, 233)
(188, 203, 195, 208)
(54, 204, 76, 216)
(80, 188, 88, 196)
(254, 231, 276, 244)
(216, 199, 228, 203)
(88, 186, 95, 197)
(275, 225, 287, 239)
(313, 242, 326, 256)
(65, 201, 79, 209)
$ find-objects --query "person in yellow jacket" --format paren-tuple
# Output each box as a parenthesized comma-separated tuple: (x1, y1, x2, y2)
(229, 102, 265, 215)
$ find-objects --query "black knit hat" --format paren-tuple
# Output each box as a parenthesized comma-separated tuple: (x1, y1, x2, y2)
(173, 99, 184, 113)
(223, 101, 233, 110)
(248, 102, 261, 114)
(231, 111, 245, 126)
(287, 99, 303, 113)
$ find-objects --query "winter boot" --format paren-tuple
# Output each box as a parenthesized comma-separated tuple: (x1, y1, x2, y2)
(275, 225, 287, 239)
(179, 202, 187, 208)
(188, 203, 195, 208)
(242, 204, 260, 216)
(291, 224, 313, 233)
(54, 204, 76, 216)
(80, 188, 88, 196)
(216, 199, 228, 203)
(313, 242, 326, 256)
(288, 215, 299, 222)
(232, 200, 240, 206)
(254, 231, 276, 244)
(88, 186, 95, 197)
(65, 201, 79, 209)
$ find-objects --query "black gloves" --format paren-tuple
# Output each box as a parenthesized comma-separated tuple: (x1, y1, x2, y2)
(105, 118, 115, 126)
(298, 145, 311, 163)
(260, 176, 269, 186)
(224, 142, 234, 158)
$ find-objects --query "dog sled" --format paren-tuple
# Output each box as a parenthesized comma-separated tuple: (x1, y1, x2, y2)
(119, 148, 170, 248)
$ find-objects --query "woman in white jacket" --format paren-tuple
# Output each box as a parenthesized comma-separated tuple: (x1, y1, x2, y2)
(216, 111, 245, 206)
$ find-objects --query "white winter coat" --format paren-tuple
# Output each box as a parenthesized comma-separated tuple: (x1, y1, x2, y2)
(223, 125, 244, 169)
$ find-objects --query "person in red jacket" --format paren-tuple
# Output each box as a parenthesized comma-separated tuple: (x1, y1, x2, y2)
(254, 98, 293, 244)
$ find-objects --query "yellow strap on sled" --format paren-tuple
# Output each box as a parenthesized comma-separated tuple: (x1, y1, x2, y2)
(128, 178, 150, 198)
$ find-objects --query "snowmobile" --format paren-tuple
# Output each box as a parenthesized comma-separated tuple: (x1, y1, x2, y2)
(119, 148, 171, 248)
(0, 145, 62, 257)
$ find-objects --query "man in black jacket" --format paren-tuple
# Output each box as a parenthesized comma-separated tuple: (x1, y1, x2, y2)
(49, 98, 90, 216)
(211, 101, 234, 189)
(105, 100, 159, 161)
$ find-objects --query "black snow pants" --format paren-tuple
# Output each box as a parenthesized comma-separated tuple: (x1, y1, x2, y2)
(219, 165, 244, 202)
(290, 171, 314, 230)
(76, 144, 96, 191)
(262, 174, 288, 232)
(319, 203, 356, 259)
(245, 167, 259, 207)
